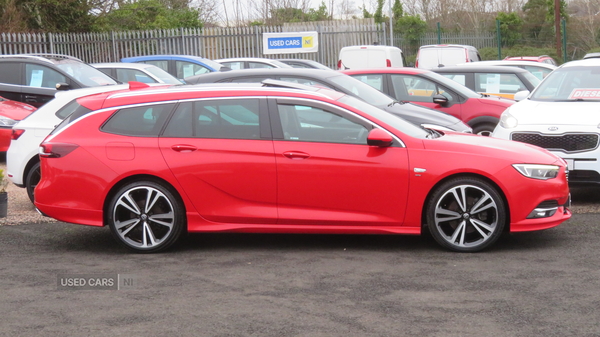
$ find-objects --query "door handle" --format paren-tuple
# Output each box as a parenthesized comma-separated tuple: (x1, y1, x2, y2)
(283, 151, 310, 159)
(171, 144, 197, 152)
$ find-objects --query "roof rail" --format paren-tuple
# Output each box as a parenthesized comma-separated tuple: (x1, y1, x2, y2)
(261, 79, 318, 91)
(0, 53, 83, 63)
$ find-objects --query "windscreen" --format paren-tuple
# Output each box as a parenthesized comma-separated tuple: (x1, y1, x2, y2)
(418, 48, 467, 69)
(531, 66, 600, 101)
(55, 61, 118, 86)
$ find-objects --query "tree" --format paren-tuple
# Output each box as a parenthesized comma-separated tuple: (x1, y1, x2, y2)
(373, 0, 386, 24)
(395, 14, 427, 49)
(522, 0, 549, 39)
(496, 12, 523, 47)
(94, 0, 203, 30)
(392, 0, 403, 21)
(20, 0, 95, 32)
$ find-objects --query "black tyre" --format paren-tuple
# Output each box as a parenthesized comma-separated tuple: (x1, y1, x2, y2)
(25, 161, 41, 203)
(107, 180, 185, 253)
(472, 123, 496, 137)
(426, 177, 506, 252)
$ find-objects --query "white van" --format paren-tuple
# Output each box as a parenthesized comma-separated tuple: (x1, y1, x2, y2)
(416, 44, 481, 69)
(338, 45, 405, 70)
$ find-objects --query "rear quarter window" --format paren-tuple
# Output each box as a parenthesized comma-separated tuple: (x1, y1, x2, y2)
(101, 103, 175, 136)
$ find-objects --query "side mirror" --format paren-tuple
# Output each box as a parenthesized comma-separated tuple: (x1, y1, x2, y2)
(514, 90, 530, 102)
(432, 94, 449, 106)
(55, 82, 71, 91)
(367, 128, 393, 147)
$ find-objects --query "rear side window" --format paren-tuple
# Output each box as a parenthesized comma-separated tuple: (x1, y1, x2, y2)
(163, 99, 261, 139)
(0, 62, 22, 85)
(475, 73, 527, 94)
(102, 103, 175, 136)
(50, 101, 94, 135)
(175, 61, 210, 79)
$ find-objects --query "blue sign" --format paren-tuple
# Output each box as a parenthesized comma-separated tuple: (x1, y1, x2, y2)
(267, 37, 303, 49)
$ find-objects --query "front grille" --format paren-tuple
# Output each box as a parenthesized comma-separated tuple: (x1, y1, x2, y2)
(511, 132, 599, 153)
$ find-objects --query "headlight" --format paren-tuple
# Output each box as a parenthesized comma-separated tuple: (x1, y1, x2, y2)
(0, 115, 17, 127)
(513, 164, 560, 180)
(499, 111, 518, 129)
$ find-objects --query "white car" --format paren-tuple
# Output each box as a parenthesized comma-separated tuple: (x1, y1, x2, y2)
(7, 84, 138, 202)
(459, 60, 557, 80)
(492, 58, 600, 185)
(92, 62, 183, 84)
(215, 57, 293, 70)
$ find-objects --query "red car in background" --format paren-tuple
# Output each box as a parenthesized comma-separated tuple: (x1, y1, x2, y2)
(0, 96, 36, 152)
(342, 68, 515, 136)
(504, 55, 557, 66)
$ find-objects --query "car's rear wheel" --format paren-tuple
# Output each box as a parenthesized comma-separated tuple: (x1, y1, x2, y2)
(472, 123, 496, 137)
(107, 180, 185, 253)
(426, 177, 506, 252)
(25, 162, 40, 203)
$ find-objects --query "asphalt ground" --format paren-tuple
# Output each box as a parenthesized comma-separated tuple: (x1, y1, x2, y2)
(1, 154, 600, 336)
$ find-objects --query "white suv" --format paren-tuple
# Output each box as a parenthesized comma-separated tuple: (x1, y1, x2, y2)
(492, 58, 600, 185)
(7, 85, 132, 202)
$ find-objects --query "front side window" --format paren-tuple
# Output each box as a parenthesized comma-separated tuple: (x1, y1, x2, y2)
(142, 60, 169, 72)
(176, 61, 210, 79)
(102, 103, 175, 136)
(221, 61, 244, 70)
(25, 64, 67, 88)
(391, 74, 455, 102)
(475, 73, 527, 94)
(277, 103, 368, 144)
(442, 73, 466, 86)
(163, 99, 261, 139)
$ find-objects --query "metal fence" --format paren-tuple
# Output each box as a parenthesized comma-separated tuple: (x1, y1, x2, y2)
(0, 20, 499, 69)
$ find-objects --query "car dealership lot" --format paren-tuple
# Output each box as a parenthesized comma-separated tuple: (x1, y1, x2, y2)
(2, 156, 600, 335)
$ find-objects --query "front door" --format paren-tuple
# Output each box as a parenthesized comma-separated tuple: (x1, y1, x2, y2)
(270, 98, 410, 226)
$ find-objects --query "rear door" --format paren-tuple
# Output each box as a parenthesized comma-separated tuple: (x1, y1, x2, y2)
(159, 97, 278, 224)
(269, 97, 410, 226)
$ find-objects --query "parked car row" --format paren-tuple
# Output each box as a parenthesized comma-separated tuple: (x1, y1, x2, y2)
(1, 51, 582, 254)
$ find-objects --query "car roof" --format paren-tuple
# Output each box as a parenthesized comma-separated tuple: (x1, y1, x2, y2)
(92, 62, 158, 70)
(432, 65, 530, 73)
(81, 83, 342, 111)
(185, 68, 342, 83)
(460, 60, 557, 69)
(559, 58, 600, 68)
(0, 53, 84, 64)
(341, 67, 429, 75)
(419, 44, 476, 49)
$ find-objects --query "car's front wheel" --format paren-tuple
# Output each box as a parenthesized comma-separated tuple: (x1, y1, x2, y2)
(472, 123, 496, 137)
(426, 177, 506, 252)
(107, 180, 185, 253)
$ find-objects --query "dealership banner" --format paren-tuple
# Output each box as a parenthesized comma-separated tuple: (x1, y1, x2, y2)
(263, 32, 318, 54)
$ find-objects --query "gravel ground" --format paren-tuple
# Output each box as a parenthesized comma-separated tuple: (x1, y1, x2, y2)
(0, 161, 597, 226)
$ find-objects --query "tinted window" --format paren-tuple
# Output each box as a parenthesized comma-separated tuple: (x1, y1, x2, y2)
(176, 61, 210, 78)
(163, 99, 261, 139)
(25, 64, 66, 88)
(0, 62, 21, 85)
(102, 103, 175, 136)
(278, 103, 368, 144)
(55, 99, 92, 120)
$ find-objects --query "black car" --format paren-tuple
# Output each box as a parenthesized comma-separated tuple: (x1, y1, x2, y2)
(185, 68, 472, 133)
(0, 54, 118, 107)
(432, 65, 541, 100)
(278, 59, 332, 70)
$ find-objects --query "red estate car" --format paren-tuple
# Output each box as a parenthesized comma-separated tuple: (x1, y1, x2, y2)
(0, 96, 36, 152)
(35, 83, 571, 253)
(342, 68, 515, 136)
